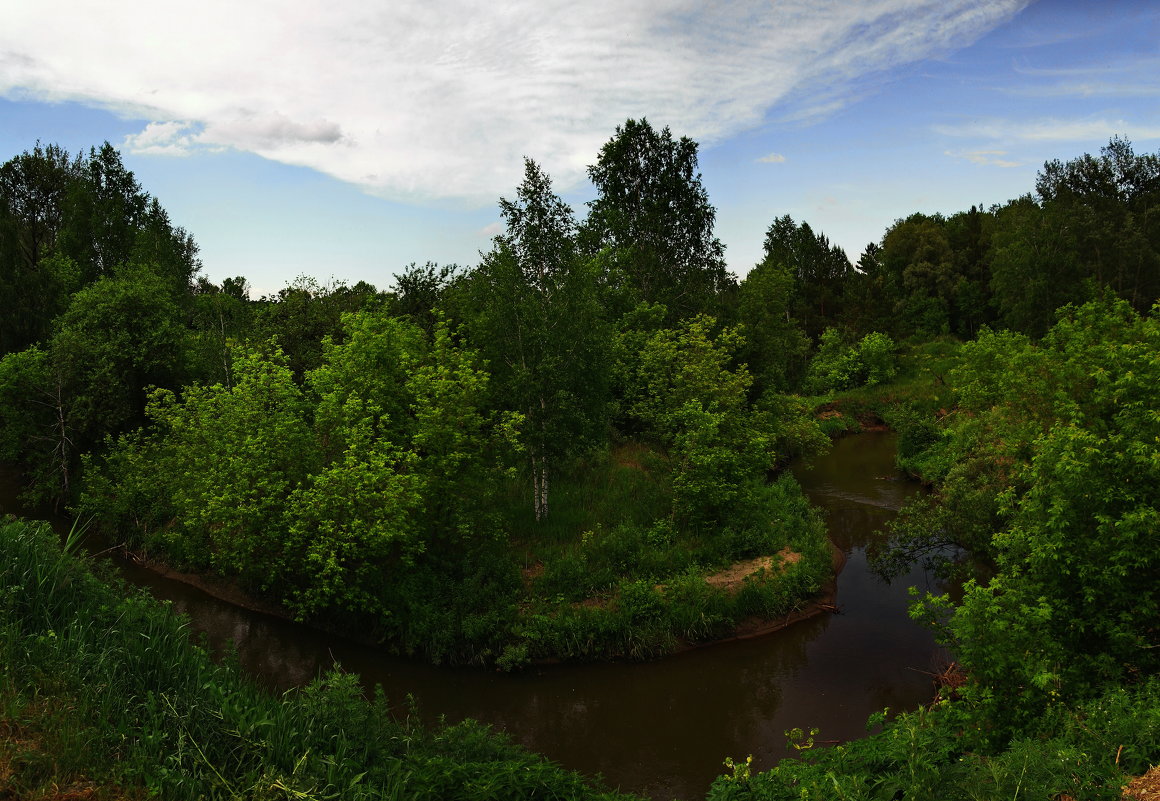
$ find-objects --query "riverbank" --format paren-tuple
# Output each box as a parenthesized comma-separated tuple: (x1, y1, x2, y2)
(681, 542, 846, 651)
(116, 533, 845, 667)
(0, 517, 640, 801)
(5, 430, 950, 799)
(3, 455, 846, 670)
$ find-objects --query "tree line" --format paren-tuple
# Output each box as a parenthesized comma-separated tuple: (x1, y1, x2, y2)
(2, 122, 1158, 793)
(1, 126, 1157, 668)
(2, 128, 1157, 507)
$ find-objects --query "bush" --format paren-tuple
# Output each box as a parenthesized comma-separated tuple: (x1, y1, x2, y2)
(0, 517, 640, 801)
(803, 329, 898, 394)
(706, 678, 1160, 801)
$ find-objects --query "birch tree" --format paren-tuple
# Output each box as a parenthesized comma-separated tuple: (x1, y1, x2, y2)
(465, 159, 610, 521)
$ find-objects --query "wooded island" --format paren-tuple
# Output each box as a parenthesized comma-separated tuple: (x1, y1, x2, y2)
(1, 123, 1157, 799)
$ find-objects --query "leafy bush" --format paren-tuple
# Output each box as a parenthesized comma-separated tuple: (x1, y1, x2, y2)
(0, 518, 639, 800)
(707, 678, 1160, 801)
(803, 329, 898, 394)
(879, 298, 1160, 743)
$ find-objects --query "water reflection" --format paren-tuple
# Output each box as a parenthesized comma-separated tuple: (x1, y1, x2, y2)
(0, 432, 947, 800)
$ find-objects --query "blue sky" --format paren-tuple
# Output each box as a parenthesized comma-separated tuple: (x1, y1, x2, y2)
(2, 0, 1158, 296)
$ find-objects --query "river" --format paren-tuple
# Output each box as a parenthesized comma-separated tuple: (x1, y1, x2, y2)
(0, 430, 949, 800)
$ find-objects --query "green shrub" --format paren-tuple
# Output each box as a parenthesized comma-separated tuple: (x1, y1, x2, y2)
(804, 329, 898, 394)
(0, 517, 640, 801)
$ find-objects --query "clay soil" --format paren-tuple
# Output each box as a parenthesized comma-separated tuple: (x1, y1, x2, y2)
(1125, 766, 1160, 801)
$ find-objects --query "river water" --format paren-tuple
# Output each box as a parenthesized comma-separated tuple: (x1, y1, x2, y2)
(1, 431, 948, 800)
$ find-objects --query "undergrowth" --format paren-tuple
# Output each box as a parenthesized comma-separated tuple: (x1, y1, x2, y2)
(493, 460, 832, 668)
(707, 682, 1160, 800)
(0, 516, 640, 801)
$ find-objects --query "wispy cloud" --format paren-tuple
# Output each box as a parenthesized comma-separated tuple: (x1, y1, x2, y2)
(1003, 54, 1160, 99)
(476, 221, 505, 239)
(0, 0, 1028, 204)
(1004, 81, 1160, 99)
(944, 148, 1022, 168)
(123, 121, 200, 156)
(757, 152, 786, 163)
(1011, 56, 1160, 78)
(935, 117, 1160, 143)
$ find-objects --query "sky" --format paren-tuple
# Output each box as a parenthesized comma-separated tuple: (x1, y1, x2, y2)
(1, 0, 1158, 297)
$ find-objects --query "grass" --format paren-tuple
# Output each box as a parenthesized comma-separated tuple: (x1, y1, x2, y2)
(501, 442, 673, 556)
(0, 516, 642, 801)
(845, 336, 962, 409)
(805, 337, 965, 437)
(487, 447, 835, 667)
(705, 679, 1160, 801)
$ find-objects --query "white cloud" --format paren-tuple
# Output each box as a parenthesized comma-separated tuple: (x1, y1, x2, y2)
(0, 0, 1028, 204)
(935, 117, 1160, 143)
(757, 152, 786, 163)
(123, 120, 199, 156)
(1004, 81, 1160, 99)
(1011, 55, 1160, 79)
(945, 148, 1022, 168)
(476, 221, 505, 238)
(1002, 56, 1160, 99)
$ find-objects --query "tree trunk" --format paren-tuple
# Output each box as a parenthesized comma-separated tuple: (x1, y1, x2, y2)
(538, 462, 549, 520)
(529, 397, 551, 522)
(530, 453, 549, 522)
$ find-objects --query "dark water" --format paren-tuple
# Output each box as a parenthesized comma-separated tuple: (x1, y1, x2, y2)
(0, 431, 948, 800)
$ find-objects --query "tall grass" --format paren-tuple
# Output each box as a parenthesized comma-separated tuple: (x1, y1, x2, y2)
(498, 472, 834, 667)
(500, 444, 673, 553)
(0, 516, 640, 801)
(706, 678, 1160, 801)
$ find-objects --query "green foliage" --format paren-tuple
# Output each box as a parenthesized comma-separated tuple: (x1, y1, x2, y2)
(249, 275, 384, 378)
(0, 143, 81, 354)
(0, 518, 640, 801)
(803, 328, 861, 394)
(51, 265, 191, 441)
(85, 340, 313, 584)
(857, 208, 995, 341)
(8, 125, 1160, 801)
(707, 679, 1160, 801)
(882, 296, 1160, 739)
(84, 312, 525, 663)
(284, 419, 424, 617)
(512, 470, 831, 664)
(627, 314, 770, 529)
(0, 263, 192, 502)
(754, 392, 831, 463)
(583, 118, 732, 319)
(1035, 137, 1160, 316)
(458, 159, 612, 521)
(758, 214, 851, 340)
(881, 213, 956, 337)
(988, 196, 1090, 338)
(737, 249, 810, 394)
(803, 329, 898, 395)
(188, 274, 252, 387)
(986, 139, 1160, 337)
(0, 141, 205, 503)
(0, 346, 52, 471)
(858, 332, 898, 386)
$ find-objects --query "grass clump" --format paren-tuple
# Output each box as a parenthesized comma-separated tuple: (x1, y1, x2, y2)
(0, 516, 641, 801)
(498, 467, 833, 666)
(706, 680, 1160, 800)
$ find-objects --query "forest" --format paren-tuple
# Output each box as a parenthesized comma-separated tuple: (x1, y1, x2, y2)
(1, 124, 1158, 799)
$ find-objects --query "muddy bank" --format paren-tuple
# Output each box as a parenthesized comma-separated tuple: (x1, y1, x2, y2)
(690, 542, 847, 648)
(124, 539, 851, 664)
(5, 431, 945, 800)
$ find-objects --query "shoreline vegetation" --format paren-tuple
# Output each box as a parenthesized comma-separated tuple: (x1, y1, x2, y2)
(0, 517, 642, 801)
(2, 129, 1158, 797)
(115, 534, 849, 664)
